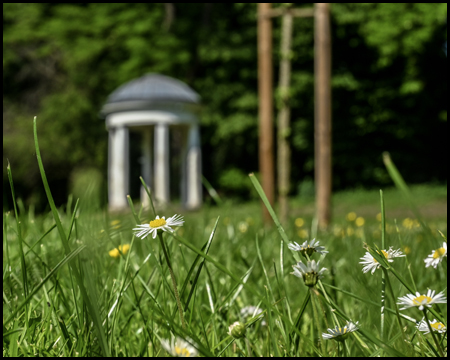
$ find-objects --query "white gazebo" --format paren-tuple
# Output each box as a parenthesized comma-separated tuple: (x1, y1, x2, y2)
(101, 73, 202, 211)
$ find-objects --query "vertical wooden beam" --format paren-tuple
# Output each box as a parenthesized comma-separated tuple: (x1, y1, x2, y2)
(277, 6, 293, 224)
(314, 3, 332, 229)
(258, 3, 275, 223)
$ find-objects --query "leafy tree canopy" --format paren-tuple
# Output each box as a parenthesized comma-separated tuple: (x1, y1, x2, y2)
(3, 3, 447, 209)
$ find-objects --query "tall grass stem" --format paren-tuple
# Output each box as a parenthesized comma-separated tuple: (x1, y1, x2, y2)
(380, 190, 386, 342)
(157, 232, 186, 329)
(423, 309, 445, 357)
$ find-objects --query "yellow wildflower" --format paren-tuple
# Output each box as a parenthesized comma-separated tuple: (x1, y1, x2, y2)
(346, 212, 357, 221)
(109, 244, 130, 258)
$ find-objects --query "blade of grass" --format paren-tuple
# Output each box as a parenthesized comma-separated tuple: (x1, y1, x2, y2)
(321, 283, 418, 324)
(169, 230, 302, 340)
(3, 213, 11, 276)
(249, 173, 290, 244)
(316, 290, 406, 357)
(256, 236, 275, 302)
(182, 217, 219, 311)
(290, 290, 310, 340)
(24, 224, 56, 256)
(265, 286, 281, 357)
(380, 190, 386, 342)
(228, 265, 254, 308)
(393, 219, 418, 293)
(3, 244, 86, 326)
(382, 152, 431, 234)
(383, 268, 408, 347)
(202, 175, 223, 205)
(67, 198, 80, 242)
(423, 309, 445, 357)
(139, 176, 157, 218)
(7, 161, 29, 305)
(33, 116, 109, 357)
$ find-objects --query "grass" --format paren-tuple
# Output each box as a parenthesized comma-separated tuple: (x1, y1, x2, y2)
(2, 118, 447, 357)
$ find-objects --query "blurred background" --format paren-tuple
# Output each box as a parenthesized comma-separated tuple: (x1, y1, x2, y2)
(3, 3, 447, 212)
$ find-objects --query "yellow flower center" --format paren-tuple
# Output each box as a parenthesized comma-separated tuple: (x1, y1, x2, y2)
(430, 322, 445, 331)
(334, 326, 352, 341)
(412, 295, 432, 305)
(175, 346, 191, 357)
(373, 250, 389, 263)
(433, 247, 446, 259)
(150, 218, 166, 228)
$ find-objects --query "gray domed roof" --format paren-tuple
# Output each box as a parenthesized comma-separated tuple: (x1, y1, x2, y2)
(101, 73, 200, 116)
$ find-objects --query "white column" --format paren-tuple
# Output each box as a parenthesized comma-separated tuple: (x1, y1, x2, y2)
(108, 126, 129, 211)
(186, 124, 202, 209)
(180, 126, 188, 206)
(154, 123, 170, 204)
(140, 127, 153, 208)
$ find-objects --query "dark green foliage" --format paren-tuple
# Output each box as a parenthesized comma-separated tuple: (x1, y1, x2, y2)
(3, 3, 447, 209)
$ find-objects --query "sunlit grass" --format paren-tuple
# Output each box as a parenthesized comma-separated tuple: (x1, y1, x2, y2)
(2, 118, 447, 357)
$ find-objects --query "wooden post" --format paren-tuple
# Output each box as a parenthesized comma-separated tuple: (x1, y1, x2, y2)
(258, 3, 275, 223)
(277, 6, 293, 224)
(314, 3, 332, 229)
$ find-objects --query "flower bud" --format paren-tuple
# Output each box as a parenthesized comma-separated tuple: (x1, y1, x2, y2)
(228, 321, 246, 339)
(303, 271, 319, 287)
(301, 247, 315, 258)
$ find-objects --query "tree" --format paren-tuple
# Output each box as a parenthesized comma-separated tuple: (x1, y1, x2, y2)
(3, 4, 447, 210)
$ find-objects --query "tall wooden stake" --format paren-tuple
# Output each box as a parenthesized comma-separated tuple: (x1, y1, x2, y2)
(258, 3, 275, 223)
(314, 3, 332, 229)
(277, 6, 293, 224)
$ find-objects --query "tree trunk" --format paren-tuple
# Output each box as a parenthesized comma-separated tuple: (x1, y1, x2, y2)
(277, 7, 293, 224)
(258, 3, 275, 224)
(314, 3, 332, 229)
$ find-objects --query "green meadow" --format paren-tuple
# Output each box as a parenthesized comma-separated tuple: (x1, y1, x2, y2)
(3, 120, 447, 357)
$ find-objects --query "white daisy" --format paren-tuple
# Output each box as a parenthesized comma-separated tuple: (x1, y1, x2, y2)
(397, 289, 447, 311)
(160, 336, 198, 357)
(359, 247, 405, 274)
(322, 321, 359, 342)
(291, 259, 327, 287)
(416, 318, 447, 334)
(424, 242, 447, 269)
(133, 214, 184, 239)
(288, 239, 328, 257)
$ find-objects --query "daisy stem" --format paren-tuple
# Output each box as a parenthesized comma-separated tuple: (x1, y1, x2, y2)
(310, 287, 325, 354)
(157, 232, 186, 330)
(305, 250, 338, 328)
(423, 309, 444, 357)
(316, 280, 339, 327)
(383, 268, 408, 345)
